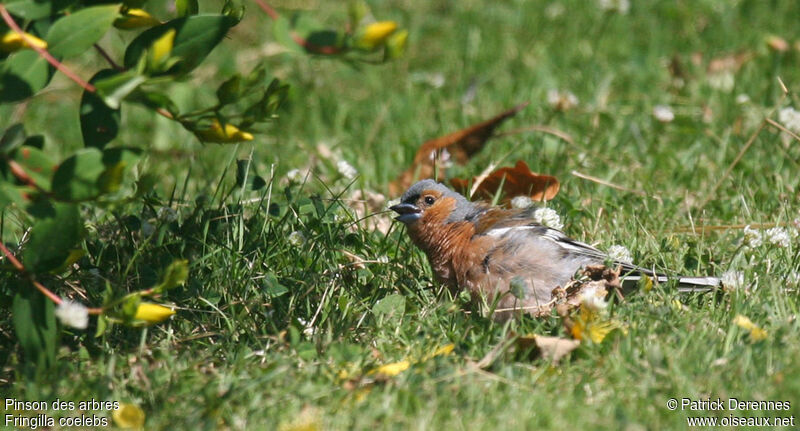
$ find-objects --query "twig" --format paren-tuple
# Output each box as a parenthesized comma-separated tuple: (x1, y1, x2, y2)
(696, 77, 789, 211)
(496, 125, 575, 146)
(6, 158, 55, 197)
(766, 118, 800, 143)
(697, 120, 767, 210)
(763, 118, 800, 170)
(0, 4, 96, 93)
(252, 0, 279, 19)
(7, 160, 41, 189)
(468, 161, 498, 199)
(2, 5, 178, 122)
(0, 242, 103, 314)
(571, 170, 659, 202)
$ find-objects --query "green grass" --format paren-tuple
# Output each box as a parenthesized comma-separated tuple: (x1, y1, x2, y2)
(2, 0, 800, 429)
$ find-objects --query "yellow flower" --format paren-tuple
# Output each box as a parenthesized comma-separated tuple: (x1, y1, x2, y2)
(356, 21, 398, 50)
(733, 314, 768, 342)
(1, 30, 47, 53)
(112, 403, 145, 429)
(195, 119, 254, 143)
(134, 303, 175, 323)
(570, 304, 621, 344)
(432, 343, 454, 357)
(370, 360, 410, 377)
(148, 28, 176, 66)
(114, 9, 161, 30)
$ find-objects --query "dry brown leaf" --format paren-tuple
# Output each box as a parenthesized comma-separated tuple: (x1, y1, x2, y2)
(450, 160, 559, 203)
(389, 103, 529, 195)
(513, 334, 580, 363)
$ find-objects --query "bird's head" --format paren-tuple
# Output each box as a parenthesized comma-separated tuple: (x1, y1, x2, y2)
(390, 179, 481, 226)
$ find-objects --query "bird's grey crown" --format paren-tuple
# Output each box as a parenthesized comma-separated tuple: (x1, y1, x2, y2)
(401, 179, 481, 223)
(400, 179, 448, 203)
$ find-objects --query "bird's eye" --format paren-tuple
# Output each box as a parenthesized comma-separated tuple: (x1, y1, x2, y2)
(424, 196, 435, 205)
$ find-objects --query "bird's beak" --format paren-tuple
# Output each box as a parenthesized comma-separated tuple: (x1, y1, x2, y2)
(390, 203, 422, 224)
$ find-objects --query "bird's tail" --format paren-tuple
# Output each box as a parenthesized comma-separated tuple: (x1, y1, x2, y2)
(620, 272, 720, 293)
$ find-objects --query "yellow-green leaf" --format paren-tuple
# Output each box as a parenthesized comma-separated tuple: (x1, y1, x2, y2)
(152, 260, 189, 293)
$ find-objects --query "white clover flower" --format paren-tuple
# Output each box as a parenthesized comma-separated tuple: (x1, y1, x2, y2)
(297, 317, 315, 336)
(532, 207, 563, 230)
(778, 107, 800, 134)
(546, 89, 579, 111)
(412, 72, 446, 88)
(286, 168, 303, 182)
(735, 94, 751, 105)
(288, 231, 306, 247)
(157, 207, 177, 222)
(579, 285, 608, 311)
(336, 160, 357, 180)
(510, 195, 533, 209)
(743, 225, 763, 248)
(428, 73, 445, 88)
(764, 227, 791, 248)
(707, 71, 735, 92)
(55, 300, 89, 329)
(653, 105, 675, 123)
(597, 0, 630, 14)
(607, 244, 633, 264)
(721, 270, 745, 291)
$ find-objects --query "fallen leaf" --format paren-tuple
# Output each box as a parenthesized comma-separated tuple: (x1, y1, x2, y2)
(450, 160, 559, 203)
(389, 103, 529, 195)
(513, 334, 580, 363)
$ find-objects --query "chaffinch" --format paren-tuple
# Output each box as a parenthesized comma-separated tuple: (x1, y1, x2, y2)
(390, 179, 719, 318)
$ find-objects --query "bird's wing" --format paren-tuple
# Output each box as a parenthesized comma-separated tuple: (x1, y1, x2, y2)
(474, 210, 720, 290)
(480, 222, 610, 263)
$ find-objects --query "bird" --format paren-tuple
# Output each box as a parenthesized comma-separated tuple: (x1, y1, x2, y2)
(390, 179, 720, 319)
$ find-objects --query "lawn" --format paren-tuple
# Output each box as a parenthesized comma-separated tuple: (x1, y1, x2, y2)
(2, 0, 800, 429)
